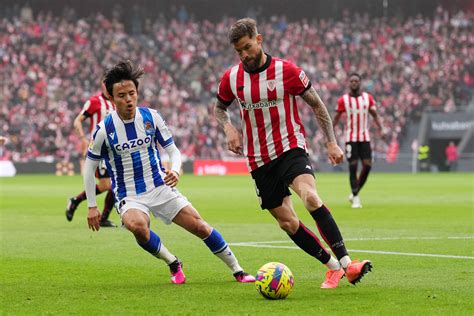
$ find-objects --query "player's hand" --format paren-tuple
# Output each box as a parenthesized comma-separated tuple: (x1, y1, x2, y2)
(87, 207, 101, 232)
(326, 141, 344, 166)
(224, 124, 243, 155)
(81, 137, 89, 157)
(164, 170, 180, 187)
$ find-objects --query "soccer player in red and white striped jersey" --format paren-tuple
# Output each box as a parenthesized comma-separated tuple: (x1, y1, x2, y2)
(65, 82, 117, 227)
(333, 73, 385, 208)
(214, 18, 372, 288)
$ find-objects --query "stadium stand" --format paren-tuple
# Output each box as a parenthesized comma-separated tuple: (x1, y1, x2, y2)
(1, 4, 472, 169)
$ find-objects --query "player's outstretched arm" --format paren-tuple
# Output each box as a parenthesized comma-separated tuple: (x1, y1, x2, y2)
(300, 87, 343, 165)
(213, 99, 243, 155)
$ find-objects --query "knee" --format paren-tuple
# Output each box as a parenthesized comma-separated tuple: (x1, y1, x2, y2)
(362, 162, 372, 169)
(277, 217, 300, 235)
(124, 216, 148, 240)
(303, 190, 322, 211)
(190, 220, 212, 239)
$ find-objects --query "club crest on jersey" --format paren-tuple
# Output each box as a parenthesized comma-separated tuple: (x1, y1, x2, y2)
(144, 121, 155, 136)
(267, 80, 276, 91)
(299, 70, 309, 88)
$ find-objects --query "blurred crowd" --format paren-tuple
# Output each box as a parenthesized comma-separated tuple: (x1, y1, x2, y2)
(1, 5, 473, 167)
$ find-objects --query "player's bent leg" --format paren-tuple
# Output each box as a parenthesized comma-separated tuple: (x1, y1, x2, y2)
(122, 209, 150, 242)
(172, 205, 212, 238)
(271, 198, 331, 263)
(123, 209, 185, 284)
(268, 197, 300, 234)
(289, 173, 323, 211)
(173, 205, 255, 283)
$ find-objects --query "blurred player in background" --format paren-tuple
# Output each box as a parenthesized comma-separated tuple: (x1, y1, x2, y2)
(65, 81, 116, 227)
(333, 73, 386, 208)
(214, 18, 371, 289)
(85, 60, 255, 284)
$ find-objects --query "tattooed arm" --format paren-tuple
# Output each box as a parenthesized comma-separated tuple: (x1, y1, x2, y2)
(213, 99, 243, 155)
(300, 86, 344, 165)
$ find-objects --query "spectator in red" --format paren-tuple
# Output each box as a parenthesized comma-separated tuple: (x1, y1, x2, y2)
(445, 141, 458, 171)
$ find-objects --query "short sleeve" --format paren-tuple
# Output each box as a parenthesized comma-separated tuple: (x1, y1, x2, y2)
(284, 61, 312, 96)
(216, 69, 235, 106)
(152, 110, 174, 148)
(337, 96, 346, 113)
(87, 123, 106, 160)
(368, 94, 376, 108)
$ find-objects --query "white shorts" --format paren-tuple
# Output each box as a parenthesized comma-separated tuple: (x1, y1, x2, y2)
(116, 185, 191, 225)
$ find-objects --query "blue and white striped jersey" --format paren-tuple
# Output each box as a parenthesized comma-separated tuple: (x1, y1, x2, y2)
(87, 107, 173, 201)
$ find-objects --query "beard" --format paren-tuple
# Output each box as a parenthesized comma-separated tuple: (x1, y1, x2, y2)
(243, 50, 263, 72)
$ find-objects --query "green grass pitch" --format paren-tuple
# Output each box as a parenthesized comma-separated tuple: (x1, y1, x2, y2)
(1, 173, 473, 315)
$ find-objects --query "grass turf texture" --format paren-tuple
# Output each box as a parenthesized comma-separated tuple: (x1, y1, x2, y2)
(1, 173, 473, 315)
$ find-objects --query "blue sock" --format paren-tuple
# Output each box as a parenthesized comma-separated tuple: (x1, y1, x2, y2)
(203, 228, 227, 254)
(138, 230, 161, 256)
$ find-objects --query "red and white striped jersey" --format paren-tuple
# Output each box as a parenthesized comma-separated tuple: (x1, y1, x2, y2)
(217, 55, 311, 171)
(81, 93, 115, 134)
(336, 92, 376, 142)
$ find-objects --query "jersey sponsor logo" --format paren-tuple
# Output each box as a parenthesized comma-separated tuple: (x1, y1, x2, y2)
(114, 135, 152, 153)
(267, 80, 276, 91)
(237, 97, 277, 110)
(299, 70, 309, 87)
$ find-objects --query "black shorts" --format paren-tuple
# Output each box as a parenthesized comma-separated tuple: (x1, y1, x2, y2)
(345, 142, 372, 161)
(250, 148, 315, 210)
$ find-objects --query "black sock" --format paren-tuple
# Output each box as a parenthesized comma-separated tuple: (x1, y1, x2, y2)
(288, 221, 330, 264)
(355, 164, 371, 195)
(311, 205, 348, 260)
(101, 190, 115, 221)
(349, 162, 359, 195)
(75, 191, 87, 202)
(75, 185, 104, 203)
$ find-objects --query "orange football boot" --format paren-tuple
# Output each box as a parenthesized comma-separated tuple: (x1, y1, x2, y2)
(320, 268, 345, 289)
(345, 260, 372, 285)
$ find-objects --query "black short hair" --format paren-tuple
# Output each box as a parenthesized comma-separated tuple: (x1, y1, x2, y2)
(349, 72, 362, 80)
(103, 60, 144, 96)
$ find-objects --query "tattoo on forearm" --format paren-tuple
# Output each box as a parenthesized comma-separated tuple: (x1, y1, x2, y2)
(301, 87, 336, 143)
(214, 100, 231, 129)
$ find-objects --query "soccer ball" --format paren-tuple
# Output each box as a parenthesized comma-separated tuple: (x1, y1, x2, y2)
(255, 262, 294, 300)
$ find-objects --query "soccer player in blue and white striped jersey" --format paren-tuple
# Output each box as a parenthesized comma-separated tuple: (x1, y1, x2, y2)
(83, 60, 255, 284)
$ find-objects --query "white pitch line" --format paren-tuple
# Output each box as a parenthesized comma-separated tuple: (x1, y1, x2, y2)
(231, 236, 474, 244)
(229, 238, 474, 260)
